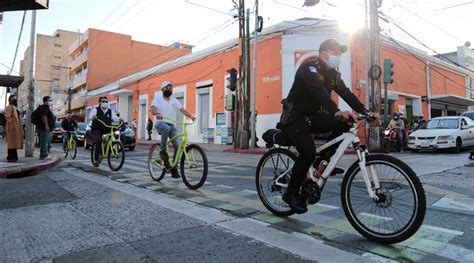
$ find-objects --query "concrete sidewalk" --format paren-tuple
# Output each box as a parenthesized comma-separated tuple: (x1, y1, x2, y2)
(0, 138, 62, 178)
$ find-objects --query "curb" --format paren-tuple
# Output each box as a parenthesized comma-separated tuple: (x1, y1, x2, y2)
(0, 155, 63, 178)
(223, 148, 267, 155)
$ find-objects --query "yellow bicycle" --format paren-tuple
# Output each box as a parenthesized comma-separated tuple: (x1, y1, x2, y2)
(90, 119, 125, 171)
(63, 131, 77, 159)
(148, 117, 208, 190)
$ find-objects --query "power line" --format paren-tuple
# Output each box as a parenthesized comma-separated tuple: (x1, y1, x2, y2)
(9, 11, 26, 75)
(381, 31, 472, 94)
(0, 63, 20, 75)
(184, 0, 235, 17)
(392, 2, 464, 43)
(434, 1, 474, 11)
(380, 12, 474, 74)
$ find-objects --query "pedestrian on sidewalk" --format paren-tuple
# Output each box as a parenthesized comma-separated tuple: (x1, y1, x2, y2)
(37, 96, 55, 160)
(132, 118, 138, 133)
(5, 95, 23, 162)
(146, 118, 153, 140)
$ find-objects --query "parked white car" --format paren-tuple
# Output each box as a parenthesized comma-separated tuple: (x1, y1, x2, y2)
(407, 116, 474, 152)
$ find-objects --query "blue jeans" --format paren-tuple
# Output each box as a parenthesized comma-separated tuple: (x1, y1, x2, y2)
(156, 122, 180, 157)
(63, 132, 77, 149)
(38, 130, 52, 158)
(396, 130, 404, 148)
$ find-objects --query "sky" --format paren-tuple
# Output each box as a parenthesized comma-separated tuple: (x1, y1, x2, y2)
(0, 0, 473, 107)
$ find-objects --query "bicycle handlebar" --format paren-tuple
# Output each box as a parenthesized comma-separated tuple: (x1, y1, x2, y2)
(95, 119, 124, 129)
(158, 116, 195, 125)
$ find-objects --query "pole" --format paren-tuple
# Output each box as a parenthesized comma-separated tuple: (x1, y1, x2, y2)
(25, 10, 36, 157)
(364, 0, 370, 108)
(240, 8, 250, 149)
(250, 0, 258, 149)
(368, 0, 381, 150)
(237, 0, 247, 149)
(383, 82, 388, 127)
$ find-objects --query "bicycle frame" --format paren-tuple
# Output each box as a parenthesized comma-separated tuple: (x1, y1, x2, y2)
(153, 117, 197, 169)
(66, 131, 75, 150)
(274, 117, 382, 200)
(95, 119, 122, 158)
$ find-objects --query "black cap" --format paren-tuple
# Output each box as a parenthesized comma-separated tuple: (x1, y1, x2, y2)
(319, 39, 347, 53)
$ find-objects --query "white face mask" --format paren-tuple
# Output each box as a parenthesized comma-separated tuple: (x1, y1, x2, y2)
(326, 54, 341, 69)
(101, 102, 109, 109)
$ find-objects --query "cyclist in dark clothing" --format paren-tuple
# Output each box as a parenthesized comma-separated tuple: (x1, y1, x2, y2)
(280, 39, 380, 214)
(61, 112, 79, 151)
(88, 97, 121, 164)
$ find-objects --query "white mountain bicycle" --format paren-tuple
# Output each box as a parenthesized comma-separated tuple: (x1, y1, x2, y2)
(256, 114, 426, 244)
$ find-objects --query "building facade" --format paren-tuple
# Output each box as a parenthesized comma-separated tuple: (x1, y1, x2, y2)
(18, 29, 81, 116)
(67, 28, 192, 119)
(84, 19, 474, 146)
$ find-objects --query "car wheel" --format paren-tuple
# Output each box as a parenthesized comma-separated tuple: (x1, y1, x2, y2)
(411, 149, 419, 153)
(453, 137, 462, 153)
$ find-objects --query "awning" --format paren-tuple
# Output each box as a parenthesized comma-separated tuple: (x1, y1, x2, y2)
(110, 89, 133, 96)
(430, 94, 474, 106)
(0, 0, 49, 12)
(0, 74, 24, 87)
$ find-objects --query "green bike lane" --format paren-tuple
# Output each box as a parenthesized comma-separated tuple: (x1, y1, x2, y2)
(64, 148, 474, 263)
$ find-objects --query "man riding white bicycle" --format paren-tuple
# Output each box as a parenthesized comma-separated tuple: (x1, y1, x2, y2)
(150, 81, 195, 178)
(279, 39, 380, 214)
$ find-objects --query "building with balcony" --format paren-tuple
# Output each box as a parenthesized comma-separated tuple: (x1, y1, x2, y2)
(67, 29, 192, 116)
(18, 29, 81, 116)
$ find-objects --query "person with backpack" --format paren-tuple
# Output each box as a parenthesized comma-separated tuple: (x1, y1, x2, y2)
(33, 96, 55, 160)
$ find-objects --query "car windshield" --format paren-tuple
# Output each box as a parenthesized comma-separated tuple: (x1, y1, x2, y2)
(77, 123, 86, 131)
(426, 119, 459, 129)
(462, 112, 474, 120)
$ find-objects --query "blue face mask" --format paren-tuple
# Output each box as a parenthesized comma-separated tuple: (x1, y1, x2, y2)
(326, 55, 341, 69)
(101, 102, 109, 109)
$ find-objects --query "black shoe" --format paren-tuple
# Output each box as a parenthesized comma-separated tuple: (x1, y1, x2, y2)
(282, 190, 307, 214)
(170, 168, 180, 178)
(331, 167, 345, 176)
(160, 151, 171, 169)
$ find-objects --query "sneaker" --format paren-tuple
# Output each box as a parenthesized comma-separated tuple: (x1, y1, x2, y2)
(170, 168, 180, 178)
(160, 151, 171, 169)
(331, 167, 345, 176)
(282, 190, 307, 214)
(39, 156, 46, 160)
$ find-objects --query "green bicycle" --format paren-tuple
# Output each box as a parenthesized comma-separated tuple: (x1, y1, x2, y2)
(63, 131, 77, 159)
(148, 117, 208, 190)
(90, 119, 125, 171)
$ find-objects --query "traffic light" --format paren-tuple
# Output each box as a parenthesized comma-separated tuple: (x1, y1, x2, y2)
(227, 68, 237, 91)
(383, 58, 394, 84)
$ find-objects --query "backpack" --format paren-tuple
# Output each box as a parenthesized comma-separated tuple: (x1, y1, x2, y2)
(31, 107, 41, 125)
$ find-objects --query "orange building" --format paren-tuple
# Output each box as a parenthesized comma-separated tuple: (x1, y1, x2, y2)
(86, 19, 474, 145)
(67, 28, 192, 117)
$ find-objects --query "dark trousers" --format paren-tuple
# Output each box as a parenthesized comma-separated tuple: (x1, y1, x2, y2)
(93, 129, 106, 161)
(147, 130, 152, 140)
(283, 112, 350, 192)
(7, 149, 18, 162)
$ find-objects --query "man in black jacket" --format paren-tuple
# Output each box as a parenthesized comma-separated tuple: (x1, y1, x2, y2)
(281, 39, 379, 213)
(60, 112, 79, 151)
(37, 96, 55, 160)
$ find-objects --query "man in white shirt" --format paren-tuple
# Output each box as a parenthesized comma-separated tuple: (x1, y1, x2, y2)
(150, 81, 195, 178)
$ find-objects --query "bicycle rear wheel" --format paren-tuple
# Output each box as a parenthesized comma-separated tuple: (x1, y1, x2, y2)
(90, 143, 102, 167)
(180, 144, 208, 190)
(70, 140, 77, 159)
(148, 143, 166, 181)
(255, 148, 296, 217)
(341, 154, 426, 244)
(107, 141, 125, 171)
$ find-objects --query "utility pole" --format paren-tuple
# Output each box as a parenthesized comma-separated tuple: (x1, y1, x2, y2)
(241, 8, 250, 149)
(250, 0, 259, 149)
(368, 0, 381, 149)
(236, 0, 247, 149)
(25, 10, 36, 157)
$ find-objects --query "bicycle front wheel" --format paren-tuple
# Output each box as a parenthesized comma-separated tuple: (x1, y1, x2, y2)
(148, 143, 166, 181)
(341, 154, 426, 244)
(70, 140, 77, 159)
(90, 143, 102, 167)
(255, 148, 296, 217)
(180, 144, 208, 190)
(63, 143, 69, 158)
(107, 141, 125, 171)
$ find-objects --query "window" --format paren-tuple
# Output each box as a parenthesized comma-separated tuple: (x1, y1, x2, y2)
(54, 44, 62, 48)
(55, 33, 60, 37)
(53, 56, 61, 59)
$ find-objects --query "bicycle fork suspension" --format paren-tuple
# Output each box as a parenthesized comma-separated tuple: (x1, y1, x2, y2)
(356, 149, 381, 200)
